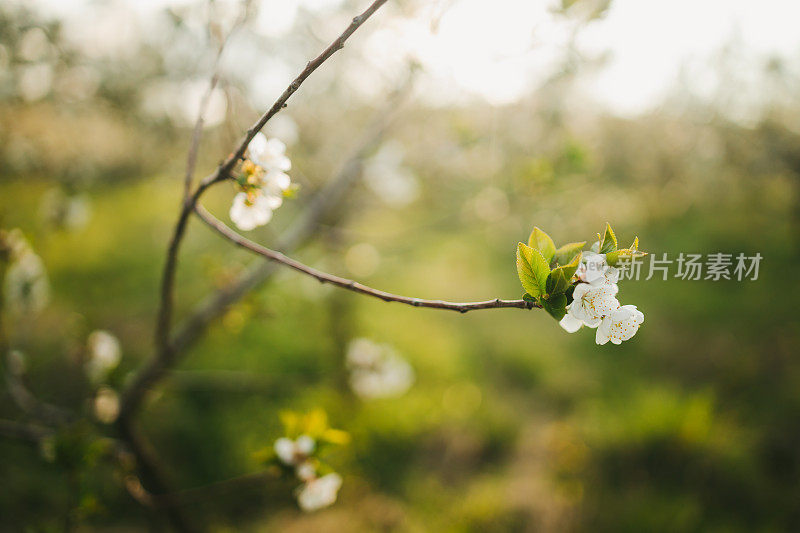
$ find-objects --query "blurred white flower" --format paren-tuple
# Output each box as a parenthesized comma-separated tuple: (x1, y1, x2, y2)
(4, 246, 49, 316)
(93, 386, 120, 424)
(295, 461, 317, 482)
(274, 435, 315, 466)
(296, 472, 342, 512)
(596, 304, 645, 345)
(346, 338, 414, 399)
(247, 133, 291, 172)
(230, 136, 293, 231)
(86, 330, 121, 383)
(259, 169, 292, 199)
(229, 192, 277, 231)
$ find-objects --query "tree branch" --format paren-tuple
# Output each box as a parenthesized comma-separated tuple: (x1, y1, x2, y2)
(124, 0, 390, 424)
(194, 205, 538, 313)
(116, 7, 393, 529)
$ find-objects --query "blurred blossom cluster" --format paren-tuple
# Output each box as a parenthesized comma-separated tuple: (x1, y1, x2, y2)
(1, 228, 49, 317)
(264, 410, 349, 512)
(346, 338, 415, 399)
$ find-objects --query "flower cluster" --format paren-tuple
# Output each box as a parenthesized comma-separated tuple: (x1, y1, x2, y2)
(559, 241, 645, 345)
(516, 223, 646, 345)
(261, 410, 349, 512)
(346, 338, 414, 399)
(229, 132, 294, 231)
(1, 228, 50, 316)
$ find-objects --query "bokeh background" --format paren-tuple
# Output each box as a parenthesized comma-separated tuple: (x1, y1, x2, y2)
(1, 0, 799, 530)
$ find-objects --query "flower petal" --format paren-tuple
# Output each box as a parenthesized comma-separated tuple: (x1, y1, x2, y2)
(263, 192, 283, 210)
(296, 435, 315, 455)
(559, 313, 583, 333)
(266, 170, 291, 191)
(274, 438, 295, 465)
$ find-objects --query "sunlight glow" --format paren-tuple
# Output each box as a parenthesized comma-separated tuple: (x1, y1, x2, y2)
(17, 0, 800, 115)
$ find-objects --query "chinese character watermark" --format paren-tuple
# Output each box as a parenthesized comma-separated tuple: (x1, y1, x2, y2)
(615, 253, 762, 281)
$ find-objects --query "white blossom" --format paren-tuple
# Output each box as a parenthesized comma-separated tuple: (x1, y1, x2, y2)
(4, 248, 49, 316)
(595, 304, 645, 345)
(560, 281, 620, 332)
(558, 235, 645, 345)
(93, 386, 120, 423)
(274, 435, 315, 466)
(247, 132, 291, 172)
(346, 338, 414, 399)
(295, 461, 317, 482)
(559, 311, 584, 334)
(576, 251, 619, 286)
(86, 330, 121, 383)
(296, 473, 342, 512)
(258, 169, 291, 203)
(229, 192, 275, 231)
(229, 166, 292, 231)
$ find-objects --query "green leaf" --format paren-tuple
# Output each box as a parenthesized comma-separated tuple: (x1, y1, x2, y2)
(552, 241, 585, 267)
(542, 293, 567, 320)
(606, 237, 647, 266)
(522, 293, 537, 304)
(527, 227, 556, 263)
(598, 222, 618, 254)
(516, 242, 550, 298)
(545, 252, 582, 296)
(607, 249, 648, 266)
(565, 284, 576, 306)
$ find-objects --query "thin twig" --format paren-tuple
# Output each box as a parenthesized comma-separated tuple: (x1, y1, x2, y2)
(195, 205, 538, 313)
